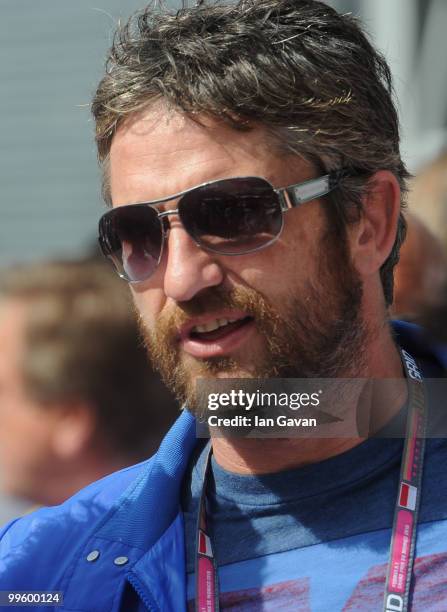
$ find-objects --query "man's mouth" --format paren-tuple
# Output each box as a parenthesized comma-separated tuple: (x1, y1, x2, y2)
(179, 313, 255, 358)
(190, 316, 253, 341)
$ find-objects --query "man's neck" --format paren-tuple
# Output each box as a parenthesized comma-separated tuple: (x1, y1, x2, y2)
(212, 327, 407, 475)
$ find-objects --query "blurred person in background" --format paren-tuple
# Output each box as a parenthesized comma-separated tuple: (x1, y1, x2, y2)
(0, 259, 178, 507)
(392, 147, 447, 331)
(406, 150, 447, 251)
(392, 212, 447, 321)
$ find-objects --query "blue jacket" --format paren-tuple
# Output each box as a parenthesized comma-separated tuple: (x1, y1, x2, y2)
(0, 321, 446, 612)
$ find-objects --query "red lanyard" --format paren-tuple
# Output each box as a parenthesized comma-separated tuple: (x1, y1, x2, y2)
(195, 443, 220, 612)
(195, 350, 427, 612)
(383, 350, 427, 612)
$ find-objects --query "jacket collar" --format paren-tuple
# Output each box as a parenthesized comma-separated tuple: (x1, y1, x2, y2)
(64, 410, 198, 611)
(392, 320, 447, 370)
(97, 409, 198, 549)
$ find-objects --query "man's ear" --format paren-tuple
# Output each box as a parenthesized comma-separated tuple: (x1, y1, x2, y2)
(49, 403, 96, 460)
(349, 170, 401, 277)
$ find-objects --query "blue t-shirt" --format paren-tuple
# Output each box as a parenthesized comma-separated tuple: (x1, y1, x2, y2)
(181, 361, 447, 611)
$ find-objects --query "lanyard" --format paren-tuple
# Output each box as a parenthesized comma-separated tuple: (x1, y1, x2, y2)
(195, 350, 427, 612)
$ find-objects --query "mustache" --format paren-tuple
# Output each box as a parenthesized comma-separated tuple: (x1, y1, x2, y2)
(151, 285, 277, 343)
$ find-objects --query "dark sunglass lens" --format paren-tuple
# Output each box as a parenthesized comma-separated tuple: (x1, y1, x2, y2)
(179, 178, 282, 254)
(99, 206, 163, 282)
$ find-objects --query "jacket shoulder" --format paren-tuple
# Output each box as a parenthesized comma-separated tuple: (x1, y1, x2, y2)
(392, 320, 447, 371)
(0, 459, 151, 588)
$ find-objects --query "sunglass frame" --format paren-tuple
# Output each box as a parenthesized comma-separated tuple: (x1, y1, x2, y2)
(98, 170, 346, 282)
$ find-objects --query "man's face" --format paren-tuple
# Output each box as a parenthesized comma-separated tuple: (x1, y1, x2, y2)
(109, 108, 365, 410)
(0, 301, 59, 501)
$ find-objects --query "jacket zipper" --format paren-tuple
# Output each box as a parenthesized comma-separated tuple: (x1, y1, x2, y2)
(127, 573, 159, 612)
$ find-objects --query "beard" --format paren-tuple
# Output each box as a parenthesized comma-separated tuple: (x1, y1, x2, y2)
(139, 225, 368, 416)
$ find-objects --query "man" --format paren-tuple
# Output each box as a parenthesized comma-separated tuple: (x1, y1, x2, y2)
(1, 1, 447, 610)
(0, 259, 177, 506)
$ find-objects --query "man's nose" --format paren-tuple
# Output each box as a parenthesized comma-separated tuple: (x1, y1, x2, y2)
(163, 225, 225, 302)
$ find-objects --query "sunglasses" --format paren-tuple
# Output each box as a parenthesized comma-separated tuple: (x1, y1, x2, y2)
(98, 170, 346, 283)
